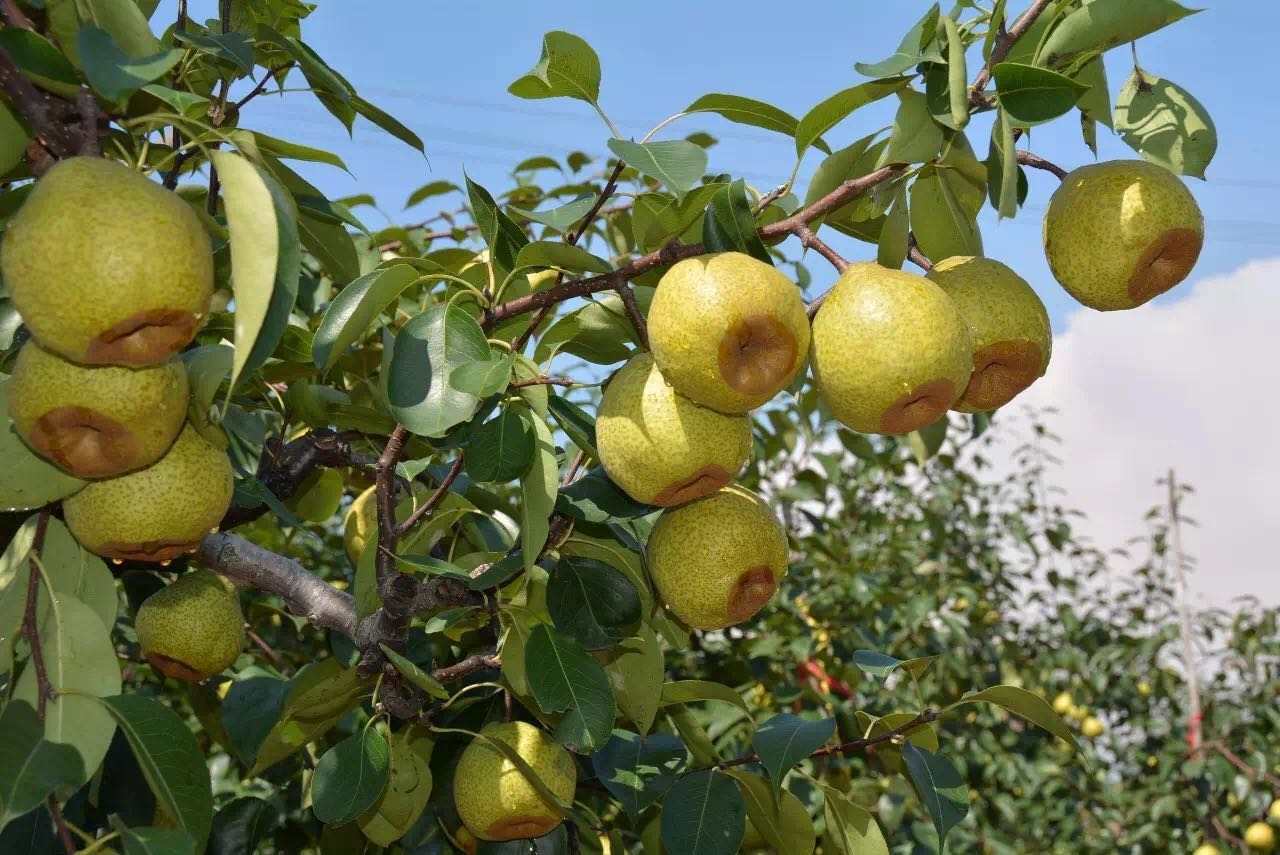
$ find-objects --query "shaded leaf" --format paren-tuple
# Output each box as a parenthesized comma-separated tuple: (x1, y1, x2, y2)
(1114, 68, 1216, 178)
(519, 409, 558, 573)
(820, 783, 889, 855)
(0, 377, 87, 511)
(660, 770, 746, 855)
(752, 714, 835, 797)
(901, 743, 968, 851)
(379, 645, 449, 700)
(0, 700, 85, 833)
(524, 624, 616, 752)
(592, 730, 686, 818)
(312, 264, 422, 375)
(555, 468, 655, 524)
(466, 409, 534, 483)
(312, 728, 391, 824)
(547, 555, 641, 650)
(78, 27, 180, 102)
(703, 179, 771, 263)
(389, 305, 491, 437)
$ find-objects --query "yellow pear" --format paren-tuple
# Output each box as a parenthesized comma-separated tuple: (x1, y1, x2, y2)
(453, 721, 576, 842)
(1, 157, 213, 365)
(1271, 798, 1280, 821)
(1137, 681, 1152, 697)
(596, 353, 751, 506)
(1043, 159, 1203, 311)
(1081, 716, 1104, 738)
(1052, 692, 1074, 716)
(63, 424, 234, 562)
(344, 484, 379, 563)
(811, 262, 971, 434)
(1245, 822, 1276, 853)
(1193, 845, 1222, 855)
(134, 568, 244, 682)
(8, 340, 189, 478)
(648, 252, 810, 413)
(925, 256, 1051, 412)
(646, 485, 788, 630)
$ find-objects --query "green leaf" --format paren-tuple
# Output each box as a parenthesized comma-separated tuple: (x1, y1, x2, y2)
(1037, 0, 1201, 63)
(803, 133, 889, 230)
(221, 667, 289, 768)
(908, 416, 949, 466)
(240, 165, 300, 379)
(468, 552, 526, 591)
(0, 29, 81, 98)
(312, 728, 391, 824)
(1073, 57, 1114, 131)
(508, 31, 601, 106)
(258, 29, 350, 103)
(946, 685, 1081, 751)
(120, 827, 196, 855)
(607, 139, 707, 198)
(211, 150, 279, 395)
(514, 240, 613, 274)
(660, 769, 746, 855)
(535, 290, 649, 365)
(600, 624, 664, 735)
(78, 27, 181, 103)
(312, 264, 421, 375)
(820, 783, 889, 855)
(991, 108, 1021, 219)
(851, 650, 937, 680)
(854, 3, 943, 77)
(683, 94, 812, 147)
(703, 179, 771, 263)
(591, 730, 687, 818)
(406, 181, 460, 208)
(0, 102, 27, 176)
(0, 700, 85, 833)
(751, 714, 835, 797)
(244, 132, 349, 171)
(249, 659, 370, 775)
(883, 89, 945, 163)
(795, 78, 908, 157)
(524, 624, 616, 752)
(992, 62, 1088, 126)
(547, 555, 641, 651)
(555, 468, 655, 524)
(909, 164, 983, 262)
(261, 155, 360, 285)
(139, 84, 208, 117)
(515, 155, 561, 173)
(451, 354, 515, 398)
(466, 175, 529, 271)
(876, 184, 909, 268)
(509, 196, 597, 232)
(519, 410, 558, 573)
(378, 644, 449, 700)
(547, 394, 597, 457)
(99, 695, 215, 849)
(901, 743, 968, 852)
(465, 409, 534, 483)
(0, 378, 84, 508)
(389, 305, 491, 438)
(68, 0, 163, 60)
(12, 598, 120, 791)
(352, 95, 426, 154)
(173, 30, 254, 72)
(659, 681, 752, 717)
(730, 770, 817, 855)
(1114, 68, 1216, 179)
(208, 797, 275, 855)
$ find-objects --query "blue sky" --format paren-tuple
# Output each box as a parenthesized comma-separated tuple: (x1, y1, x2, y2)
(169, 1, 1278, 331)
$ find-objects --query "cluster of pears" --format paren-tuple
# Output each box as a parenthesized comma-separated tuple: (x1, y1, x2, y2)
(1051, 691, 1104, 738)
(2, 157, 233, 563)
(1195, 801, 1280, 854)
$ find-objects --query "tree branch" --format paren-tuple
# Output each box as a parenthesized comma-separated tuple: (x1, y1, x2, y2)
(196, 532, 357, 637)
(970, 0, 1056, 104)
(614, 276, 650, 350)
(394, 453, 465, 537)
(510, 374, 578, 389)
(794, 224, 849, 272)
(1016, 149, 1068, 180)
(0, 46, 79, 167)
(710, 708, 939, 772)
(220, 428, 367, 529)
(433, 653, 501, 683)
(230, 62, 296, 113)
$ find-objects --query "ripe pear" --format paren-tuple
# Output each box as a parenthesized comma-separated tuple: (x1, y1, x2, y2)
(646, 485, 788, 630)
(810, 263, 970, 435)
(1271, 798, 1280, 821)
(1052, 692, 1074, 716)
(1080, 716, 1104, 738)
(1043, 159, 1203, 311)
(63, 424, 234, 562)
(925, 256, 1051, 412)
(343, 482, 435, 564)
(596, 353, 751, 506)
(8, 340, 189, 478)
(453, 721, 576, 842)
(134, 568, 244, 682)
(1245, 823, 1276, 853)
(1194, 845, 1222, 855)
(648, 252, 810, 413)
(1, 157, 213, 366)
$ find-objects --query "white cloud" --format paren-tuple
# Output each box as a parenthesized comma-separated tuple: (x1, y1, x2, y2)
(993, 258, 1280, 608)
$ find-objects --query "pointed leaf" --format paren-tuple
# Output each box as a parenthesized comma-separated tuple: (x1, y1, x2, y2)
(451, 354, 516, 398)
(389, 305, 491, 437)
(946, 685, 1081, 752)
(312, 728, 391, 824)
(508, 31, 601, 105)
(607, 139, 707, 197)
(909, 165, 983, 261)
(820, 783, 889, 855)
(0, 700, 85, 833)
(600, 624, 664, 735)
(1037, 0, 1200, 63)
(901, 743, 968, 851)
(465, 409, 535, 483)
(78, 28, 181, 102)
(519, 409, 558, 573)
(406, 180, 459, 208)
(751, 714, 835, 797)
(524, 624, 616, 752)
(993, 62, 1088, 126)
(854, 3, 943, 77)
(660, 770, 746, 855)
(312, 264, 422, 375)
(1114, 68, 1216, 178)
(683, 94, 813, 147)
(730, 770, 817, 855)
(466, 175, 529, 270)
(703, 179, 771, 263)
(379, 644, 449, 699)
(547, 555, 641, 651)
(876, 184, 909, 268)
(515, 240, 613, 274)
(795, 78, 908, 157)
(883, 89, 945, 163)
(509, 196, 597, 231)
(591, 730, 686, 818)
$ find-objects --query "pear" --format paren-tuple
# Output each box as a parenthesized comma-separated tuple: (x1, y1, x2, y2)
(344, 484, 379, 563)
(810, 263, 970, 435)
(453, 721, 576, 841)
(1193, 846, 1222, 855)
(648, 252, 810, 413)
(1, 157, 213, 366)
(286, 468, 344, 523)
(1043, 159, 1203, 311)
(646, 485, 788, 630)
(1080, 716, 1104, 738)
(1245, 823, 1276, 853)
(1271, 799, 1280, 821)
(8, 340, 189, 478)
(63, 424, 234, 562)
(1052, 692, 1074, 716)
(596, 353, 751, 506)
(926, 256, 1051, 412)
(134, 569, 243, 682)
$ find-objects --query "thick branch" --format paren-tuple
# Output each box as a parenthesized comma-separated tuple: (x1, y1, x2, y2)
(220, 428, 366, 529)
(970, 0, 1055, 103)
(196, 532, 357, 637)
(1016, 149, 1068, 180)
(0, 47, 79, 165)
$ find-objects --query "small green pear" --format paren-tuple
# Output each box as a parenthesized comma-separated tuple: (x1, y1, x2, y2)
(8, 340, 189, 478)
(63, 424, 234, 562)
(648, 252, 810, 413)
(1, 157, 213, 366)
(286, 468, 344, 523)
(134, 569, 244, 682)
(1043, 159, 1203, 311)
(596, 353, 751, 506)
(647, 485, 788, 630)
(926, 256, 1052, 412)
(453, 721, 576, 842)
(810, 262, 971, 435)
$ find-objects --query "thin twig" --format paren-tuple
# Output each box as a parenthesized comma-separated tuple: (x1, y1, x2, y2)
(0, 0, 35, 28)
(433, 653, 500, 683)
(1201, 740, 1280, 791)
(753, 182, 791, 214)
(614, 277, 650, 350)
(710, 708, 939, 772)
(794, 224, 849, 272)
(21, 510, 53, 719)
(970, 0, 1055, 103)
(246, 626, 288, 674)
(231, 62, 296, 112)
(1016, 150, 1068, 180)
(395, 453, 466, 537)
(510, 375, 578, 389)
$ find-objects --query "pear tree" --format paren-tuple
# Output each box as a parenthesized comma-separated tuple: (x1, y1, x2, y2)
(0, 0, 1256, 853)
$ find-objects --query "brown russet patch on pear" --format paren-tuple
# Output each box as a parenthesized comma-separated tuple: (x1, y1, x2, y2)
(97, 538, 203, 563)
(488, 816, 558, 840)
(30, 405, 140, 478)
(727, 564, 777, 622)
(1127, 228, 1203, 305)
(717, 314, 798, 395)
(651, 464, 732, 507)
(146, 651, 209, 684)
(85, 308, 200, 366)
(879, 378, 957, 435)
(962, 340, 1044, 411)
